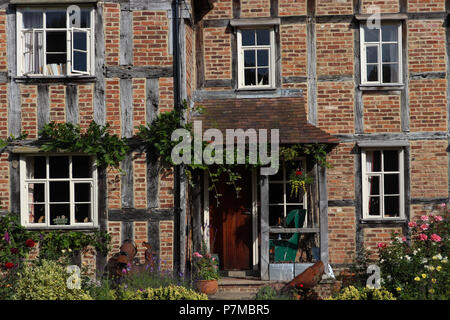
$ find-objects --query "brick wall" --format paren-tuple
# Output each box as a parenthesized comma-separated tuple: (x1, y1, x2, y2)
(316, 0, 353, 15)
(20, 85, 38, 139)
(363, 227, 402, 260)
(104, 3, 120, 66)
(363, 94, 401, 133)
(203, 27, 231, 81)
(78, 84, 94, 131)
(240, 0, 271, 18)
(361, 0, 399, 13)
(49, 85, 66, 123)
(0, 11, 6, 71)
(408, 0, 445, 12)
(281, 24, 307, 79)
(279, 0, 307, 16)
(328, 206, 356, 264)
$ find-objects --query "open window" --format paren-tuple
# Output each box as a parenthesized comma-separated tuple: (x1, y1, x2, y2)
(16, 6, 94, 77)
(20, 155, 98, 228)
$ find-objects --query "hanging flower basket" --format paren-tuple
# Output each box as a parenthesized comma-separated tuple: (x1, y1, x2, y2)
(289, 170, 314, 197)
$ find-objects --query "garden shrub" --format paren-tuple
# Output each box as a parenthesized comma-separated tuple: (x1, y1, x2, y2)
(12, 260, 92, 300)
(117, 285, 208, 300)
(328, 286, 396, 300)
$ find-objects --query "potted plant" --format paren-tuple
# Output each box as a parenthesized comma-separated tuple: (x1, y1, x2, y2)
(52, 215, 68, 225)
(192, 246, 220, 295)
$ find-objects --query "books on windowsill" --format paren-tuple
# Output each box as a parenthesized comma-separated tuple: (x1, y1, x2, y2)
(46, 63, 66, 76)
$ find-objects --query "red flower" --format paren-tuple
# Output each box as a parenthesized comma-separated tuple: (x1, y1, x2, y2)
(25, 239, 35, 248)
(10, 248, 18, 254)
(4, 262, 14, 269)
(296, 171, 302, 176)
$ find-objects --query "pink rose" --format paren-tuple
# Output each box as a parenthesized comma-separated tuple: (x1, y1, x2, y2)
(408, 221, 417, 228)
(433, 215, 443, 222)
(418, 234, 428, 241)
(440, 203, 446, 208)
(193, 252, 203, 258)
(401, 236, 406, 242)
(430, 234, 441, 242)
(377, 242, 387, 249)
(420, 224, 429, 231)
(420, 215, 429, 222)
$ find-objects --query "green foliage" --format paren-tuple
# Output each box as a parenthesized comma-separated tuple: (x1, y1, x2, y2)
(39, 121, 129, 168)
(254, 285, 291, 300)
(117, 285, 208, 300)
(12, 259, 92, 300)
(192, 242, 220, 281)
(377, 209, 449, 300)
(328, 285, 396, 300)
(0, 132, 29, 151)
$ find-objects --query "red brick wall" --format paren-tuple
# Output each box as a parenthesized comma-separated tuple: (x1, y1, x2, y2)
(0, 11, 6, 71)
(279, 0, 307, 16)
(363, 94, 401, 133)
(316, 0, 353, 15)
(203, 0, 233, 20)
(363, 227, 402, 260)
(78, 84, 94, 131)
(327, 143, 355, 201)
(203, 27, 231, 81)
(281, 24, 307, 78)
(20, 85, 38, 139)
(240, 0, 271, 18)
(103, 3, 120, 66)
(132, 78, 146, 135)
(49, 85, 66, 123)
(361, 0, 399, 13)
(408, 0, 445, 12)
(328, 206, 356, 264)
(0, 154, 9, 210)
(160, 220, 173, 271)
(133, 152, 147, 209)
(134, 221, 148, 264)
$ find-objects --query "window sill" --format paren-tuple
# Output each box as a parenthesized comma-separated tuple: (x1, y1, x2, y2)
(24, 225, 99, 231)
(235, 87, 277, 92)
(359, 84, 404, 91)
(360, 218, 407, 225)
(14, 75, 97, 84)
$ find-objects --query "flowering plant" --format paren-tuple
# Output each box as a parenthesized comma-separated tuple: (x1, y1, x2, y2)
(289, 169, 314, 197)
(192, 244, 219, 281)
(377, 205, 449, 300)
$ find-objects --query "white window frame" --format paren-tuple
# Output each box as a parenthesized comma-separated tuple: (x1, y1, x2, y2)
(19, 154, 98, 229)
(268, 159, 308, 227)
(16, 5, 95, 77)
(237, 27, 276, 89)
(360, 22, 402, 85)
(361, 148, 405, 220)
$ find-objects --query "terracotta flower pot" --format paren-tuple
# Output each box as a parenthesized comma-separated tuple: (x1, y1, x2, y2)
(194, 279, 219, 295)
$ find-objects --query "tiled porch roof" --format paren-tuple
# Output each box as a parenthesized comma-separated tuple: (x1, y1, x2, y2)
(191, 96, 340, 145)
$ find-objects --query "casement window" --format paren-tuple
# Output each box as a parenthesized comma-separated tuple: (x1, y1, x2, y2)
(237, 28, 275, 89)
(361, 149, 405, 219)
(360, 22, 402, 85)
(16, 6, 94, 77)
(20, 155, 97, 228)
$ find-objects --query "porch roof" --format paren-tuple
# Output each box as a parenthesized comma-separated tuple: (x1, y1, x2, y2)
(191, 96, 340, 145)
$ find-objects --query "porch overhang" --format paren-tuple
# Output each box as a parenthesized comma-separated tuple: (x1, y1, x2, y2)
(190, 96, 340, 147)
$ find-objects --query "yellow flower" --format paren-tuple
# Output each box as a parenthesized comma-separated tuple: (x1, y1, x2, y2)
(421, 273, 427, 279)
(442, 259, 448, 263)
(436, 266, 442, 271)
(396, 287, 402, 292)
(414, 276, 421, 281)
(431, 278, 437, 283)
(429, 289, 435, 294)
(429, 266, 435, 271)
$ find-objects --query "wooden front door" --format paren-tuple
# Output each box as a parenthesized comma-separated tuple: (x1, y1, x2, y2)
(209, 169, 253, 270)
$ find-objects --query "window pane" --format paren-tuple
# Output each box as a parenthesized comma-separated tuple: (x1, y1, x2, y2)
(269, 183, 283, 204)
(72, 156, 92, 178)
(364, 26, 379, 42)
(384, 174, 399, 195)
(73, 32, 87, 51)
(29, 204, 45, 224)
(28, 156, 46, 179)
(46, 32, 66, 53)
(257, 50, 269, 67)
(28, 183, 45, 203)
(244, 68, 256, 86)
(241, 29, 255, 46)
(366, 64, 378, 82)
(382, 63, 398, 83)
(50, 181, 70, 202)
(46, 11, 66, 28)
(75, 204, 91, 223)
(368, 176, 380, 195)
(80, 10, 91, 28)
(382, 43, 398, 63)
(366, 151, 381, 172)
(384, 196, 400, 217)
(382, 25, 398, 42)
(366, 46, 378, 63)
(257, 68, 269, 85)
(73, 51, 87, 72)
(49, 156, 69, 178)
(23, 11, 43, 29)
(244, 50, 255, 67)
(269, 205, 284, 227)
(368, 197, 380, 216)
(50, 204, 70, 225)
(383, 150, 399, 171)
(256, 29, 270, 45)
(75, 183, 91, 202)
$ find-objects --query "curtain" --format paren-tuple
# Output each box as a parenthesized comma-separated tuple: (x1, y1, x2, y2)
(366, 152, 374, 215)
(22, 12, 43, 74)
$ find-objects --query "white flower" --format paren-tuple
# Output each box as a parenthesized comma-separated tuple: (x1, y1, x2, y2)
(413, 250, 418, 255)
(442, 258, 448, 263)
(405, 255, 411, 261)
(422, 258, 428, 264)
(68, 248, 72, 253)
(424, 265, 430, 270)
(380, 259, 384, 263)
(61, 249, 66, 253)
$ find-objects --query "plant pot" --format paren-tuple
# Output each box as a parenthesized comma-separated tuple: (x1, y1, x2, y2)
(194, 279, 218, 295)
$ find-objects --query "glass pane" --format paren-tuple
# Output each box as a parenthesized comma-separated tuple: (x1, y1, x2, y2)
(244, 50, 255, 67)
(269, 205, 284, 227)
(383, 150, 399, 171)
(73, 51, 87, 72)
(81, 10, 91, 28)
(46, 32, 66, 53)
(364, 26, 379, 42)
(75, 183, 91, 202)
(384, 174, 399, 195)
(257, 50, 269, 67)
(29, 204, 45, 224)
(366, 64, 378, 82)
(49, 156, 69, 178)
(46, 11, 66, 28)
(382, 63, 398, 83)
(50, 181, 70, 202)
(269, 183, 283, 204)
(75, 204, 91, 223)
(382, 25, 398, 42)
(366, 151, 381, 172)
(368, 176, 380, 195)
(73, 32, 87, 51)
(28, 183, 45, 203)
(241, 29, 255, 46)
(384, 196, 400, 217)
(368, 197, 380, 216)
(257, 68, 269, 85)
(28, 156, 46, 179)
(382, 43, 398, 62)
(256, 29, 270, 45)
(244, 68, 256, 86)
(23, 11, 43, 29)
(72, 156, 91, 178)
(366, 46, 378, 64)
(50, 204, 70, 225)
